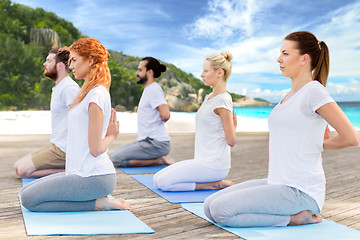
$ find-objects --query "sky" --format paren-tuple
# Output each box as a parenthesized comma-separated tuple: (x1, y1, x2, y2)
(12, 0, 360, 103)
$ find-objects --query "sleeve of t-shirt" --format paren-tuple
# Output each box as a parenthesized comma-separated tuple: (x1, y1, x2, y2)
(149, 84, 168, 109)
(63, 85, 80, 107)
(308, 82, 335, 113)
(87, 87, 108, 114)
(213, 93, 233, 113)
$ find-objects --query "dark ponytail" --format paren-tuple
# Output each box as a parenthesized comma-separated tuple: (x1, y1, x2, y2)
(313, 41, 329, 86)
(285, 31, 330, 86)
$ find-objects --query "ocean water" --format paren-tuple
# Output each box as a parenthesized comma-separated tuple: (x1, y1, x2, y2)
(234, 101, 360, 129)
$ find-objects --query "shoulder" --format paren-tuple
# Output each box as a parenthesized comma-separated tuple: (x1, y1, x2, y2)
(145, 82, 164, 96)
(148, 82, 162, 91)
(216, 92, 232, 103)
(61, 76, 80, 90)
(88, 85, 110, 99)
(306, 81, 330, 96)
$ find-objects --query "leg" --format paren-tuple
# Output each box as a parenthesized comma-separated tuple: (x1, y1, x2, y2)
(153, 160, 230, 191)
(204, 179, 267, 222)
(110, 139, 171, 167)
(205, 180, 320, 227)
(14, 144, 66, 178)
(19, 173, 129, 212)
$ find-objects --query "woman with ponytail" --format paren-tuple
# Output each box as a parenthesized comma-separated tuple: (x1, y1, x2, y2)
(20, 38, 131, 212)
(204, 31, 359, 227)
(153, 51, 237, 191)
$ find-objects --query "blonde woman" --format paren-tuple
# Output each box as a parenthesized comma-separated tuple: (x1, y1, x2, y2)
(20, 38, 130, 212)
(204, 31, 359, 227)
(153, 51, 237, 191)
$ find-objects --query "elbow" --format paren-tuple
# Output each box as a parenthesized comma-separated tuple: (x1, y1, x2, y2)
(90, 150, 100, 157)
(350, 134, 360, 147)
(227, 138, 236, 147)
(89, 147, 102, 157)
(161, 113, 170, 122)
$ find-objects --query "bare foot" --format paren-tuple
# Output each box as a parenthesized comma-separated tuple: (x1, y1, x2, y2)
(218, 180, 234, 189)
(160, 156, 176, 165)
(95, 196, 131, 211)
(288, 210, 322, 226)
(195, 180, 234, 190)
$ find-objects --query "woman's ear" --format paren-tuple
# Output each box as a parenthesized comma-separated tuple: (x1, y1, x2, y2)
(217, 68, 225, 79)
(88, 58, 94, 67)
(301, 54, 310, 66)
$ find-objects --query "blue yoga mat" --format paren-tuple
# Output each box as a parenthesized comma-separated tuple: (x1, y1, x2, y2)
(131, 175, 219, 203)
(20, 178, 154, 236)
(118, 165, 168, 175)
(181, 203, 360, 240)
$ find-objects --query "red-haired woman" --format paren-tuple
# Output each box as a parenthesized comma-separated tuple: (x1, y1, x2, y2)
(20, 38, 131, 212)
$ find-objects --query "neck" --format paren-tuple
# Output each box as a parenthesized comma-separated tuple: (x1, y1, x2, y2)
(55, 71, 68, 85)
(290, 71, 313, 93)
(212, 79, 227, 96)
(144, 77, 155, 87)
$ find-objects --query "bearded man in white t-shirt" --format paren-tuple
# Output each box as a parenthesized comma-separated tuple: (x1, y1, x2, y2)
(110, 57, 175, 167)
(14, 48, 80, 178)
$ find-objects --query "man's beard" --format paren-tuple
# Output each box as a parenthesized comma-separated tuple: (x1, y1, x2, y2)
(136, 75, 148, 85)
(43, 66, 57, 81)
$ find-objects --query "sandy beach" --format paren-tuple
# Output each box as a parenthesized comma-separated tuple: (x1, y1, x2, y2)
(0, 110, 270, 135)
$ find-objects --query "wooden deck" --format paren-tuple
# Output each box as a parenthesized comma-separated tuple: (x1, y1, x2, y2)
(1, 132, 360, 239)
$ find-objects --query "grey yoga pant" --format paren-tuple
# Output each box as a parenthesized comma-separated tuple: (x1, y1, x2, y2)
(20, 172, 116, 212)
(204, 178, 320, 227)
(110, 137, 170, 167)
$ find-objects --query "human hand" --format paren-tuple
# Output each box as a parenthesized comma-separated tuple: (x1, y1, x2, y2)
(232, 110, 237, 129)
(106, 108, 119, 139)
(324, 125, 330, 141)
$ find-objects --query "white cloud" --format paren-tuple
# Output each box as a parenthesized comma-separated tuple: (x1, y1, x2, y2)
(327, 78, 360, 101)
(184, 0, 280, 40)
(315, 1, 360, 77)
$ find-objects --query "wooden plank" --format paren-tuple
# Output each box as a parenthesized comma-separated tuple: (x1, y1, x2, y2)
(1, 132, 360, 239)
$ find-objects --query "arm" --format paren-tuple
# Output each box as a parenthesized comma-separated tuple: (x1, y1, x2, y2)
(316, 102, 359, 150)
(215, 108, 237, 147)
(88, 104, 119, 157)
(157, 104, 170, 122)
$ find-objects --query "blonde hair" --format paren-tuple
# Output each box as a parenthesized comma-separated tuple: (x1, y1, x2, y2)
(69, 38, 111, 108)
(205, 51, 233, 81)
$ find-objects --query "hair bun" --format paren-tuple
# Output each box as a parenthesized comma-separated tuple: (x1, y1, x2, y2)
(221, 51, 233, 62)
(159, 63, 167, 73)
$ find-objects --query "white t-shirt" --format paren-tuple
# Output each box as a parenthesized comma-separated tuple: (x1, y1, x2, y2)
(66, 85, 116, 177)
(50, 76, 80, 152)
(194, 92, 233, 170)
(137, 82, 170, 141)
(267, 81, 334, 210)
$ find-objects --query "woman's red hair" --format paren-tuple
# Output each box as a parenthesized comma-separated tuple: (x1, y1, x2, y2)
(69, 38, 111, 108)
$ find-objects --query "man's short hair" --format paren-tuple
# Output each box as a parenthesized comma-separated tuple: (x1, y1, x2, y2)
(49, 47, 70, 72)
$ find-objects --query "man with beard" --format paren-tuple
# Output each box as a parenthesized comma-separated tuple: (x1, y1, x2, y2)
(110, 57, 175, 167)
(14, 48, 80, 178)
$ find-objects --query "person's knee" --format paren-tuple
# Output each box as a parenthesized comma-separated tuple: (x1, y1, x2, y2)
(206, 200, 230, 226)
(203, 197, 214, 221)
(19, 190, 36, 211)
(109, 154, 129, 167)
(15, 164, 34, 178)
(153, 174, 173, 191)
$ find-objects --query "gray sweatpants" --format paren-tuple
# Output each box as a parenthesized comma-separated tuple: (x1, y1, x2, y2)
(20, 172, 116, 212)
(110, 137, 170, 167)
(204, 178, 320, 227)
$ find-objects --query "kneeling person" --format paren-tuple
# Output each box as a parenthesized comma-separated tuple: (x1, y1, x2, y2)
(14, 48, 80, 178)
(110, 57, 174, 167)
